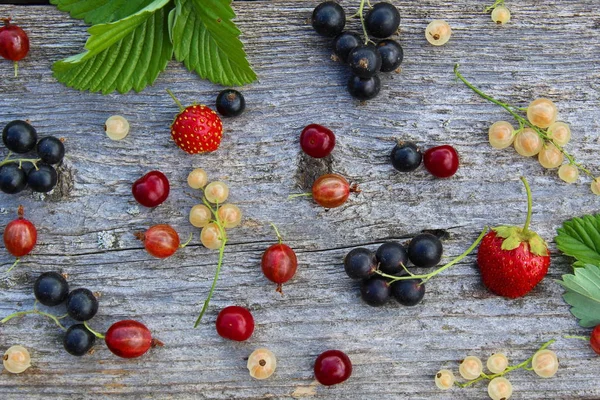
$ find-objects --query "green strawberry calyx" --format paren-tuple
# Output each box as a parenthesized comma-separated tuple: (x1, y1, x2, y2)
(492, 176, 549, 257)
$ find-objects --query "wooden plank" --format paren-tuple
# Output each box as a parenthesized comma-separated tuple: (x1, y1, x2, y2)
(0, 1, 599, 399)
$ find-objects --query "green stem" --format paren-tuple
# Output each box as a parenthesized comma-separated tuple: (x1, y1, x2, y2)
(180, 232, 194, 248)
(5, 258, 20, 273)
(376, 228, 488, 284)
(1, 309, 67, 331)
(288, 193, 312, 200)
(0, 157, 41, 168)
(166, 89, 185, 112)
(564, 335, 590, 341)
(13, 61, 18, 78)
(484, 0, 505, 13)
(520, 176, 532, 234)
(269, 222, 283, 244)
(84, 321, 106, 339)
(357, 0, 370, 45)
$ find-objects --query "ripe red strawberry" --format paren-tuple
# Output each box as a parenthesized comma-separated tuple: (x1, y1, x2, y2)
(477, 177, 550, 298)
(167, 90, 223, 154)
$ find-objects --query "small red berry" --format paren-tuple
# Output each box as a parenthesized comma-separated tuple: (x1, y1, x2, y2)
(0, 18, 29, 77)
(105, 320, 158, 359)
(3, 206, 36, 257)
(312, 173, 351, 208)
(139, 224, 180, 258)
(314, 349, 352, 386)
(300, 124, 336, 158)
(132, 170, 170, 208)
(423, 145, 459, 178)
(262, 243, 298, 288)
(215, 306, 254, 341)
(591, 325, 600, 355)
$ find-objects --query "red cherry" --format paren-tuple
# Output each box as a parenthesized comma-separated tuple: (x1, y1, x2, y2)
(0, 19, 29, 62)
(215, 306, 254, 341)
(3, 206, 36, 257)
(423, 145, 459, 178)
(591, 325, 600, 355)
(314, 350, 352, 386)
(132, 170, 170, 207)
(312, 173, 351, 208)
(139, 224, 180, 258)
(300, 124, 335, 158)
(105, 320, 159, 358)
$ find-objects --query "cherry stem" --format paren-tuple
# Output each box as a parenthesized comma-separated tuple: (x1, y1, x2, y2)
(83, 321, 106, 339)
(484, 0, 505, 13)
(5, 258, 20, 273)
(564, 335, 590, 341)
(269, 222, 283, 244)
(1, 302, 68, 332)
(520, 176, 533, 234)
(376, 228, 488, 285)
(180, 232, 193, 248)
(166, 89, 185, 112)
(456, 339, 556, 388)
(288, 193, 312, 200)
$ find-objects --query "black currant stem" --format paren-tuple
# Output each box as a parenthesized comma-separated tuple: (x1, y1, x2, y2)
(484, 0, 505, 13)
(0, 156, 41, 168)
(269, 222, 283, 245)
(376, 228, 489, 284)
(1, 307, 67, 331)
(520, 176, 533, 234)
(356, 0, 371, 45)
(166, 89, 185, 112)
(456, 339, 556, 388)
(83, 321, 106, 339)
(5, 258, 20, 273)
(564, 335, 590, 341)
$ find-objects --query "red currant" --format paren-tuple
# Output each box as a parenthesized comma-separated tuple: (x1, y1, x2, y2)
(3, 206, 36, 257)
(314, 349, 352, 386)
(105, 320, 159, 359)
(312, 173, 352, 208)
(591, 325, 600, 355)
(139, 224, 180, 258)
(132, 170, 170, 208)
(423, 145, 459, 178)
(300, 124, 335, 158)
(215, 306, 254, 341)
(0, 19, 29, 62)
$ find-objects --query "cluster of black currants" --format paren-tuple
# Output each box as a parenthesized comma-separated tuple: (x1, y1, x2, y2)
(0, 120, 65, 194)
(344, 233, 443, 307)
(311, 1, 403, 100)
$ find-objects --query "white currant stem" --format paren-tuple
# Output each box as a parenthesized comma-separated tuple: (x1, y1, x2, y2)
(484, 0, 505, 13)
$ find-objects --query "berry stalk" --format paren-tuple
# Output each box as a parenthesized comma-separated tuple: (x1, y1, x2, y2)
(484, 0, 506, 13)
(84, 321, 106, 339)
(1, 301, 68, 331)
(0, 152, 41, 169)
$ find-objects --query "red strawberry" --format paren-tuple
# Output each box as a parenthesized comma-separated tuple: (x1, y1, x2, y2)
(477, 176, 550, 298)
(167, 90, 223, 154)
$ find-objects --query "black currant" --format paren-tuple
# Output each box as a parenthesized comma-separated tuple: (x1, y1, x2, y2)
(63, 324, 96, 356)
(408, 233, 443, 268)
(27, 163, 57, 192)
(216, 89, 245, 117)
(36, 136, 65, 165)
(0, 164, 27, 194)
(360, 277, 391, 306)
(348, 44, 382, 79)
(377, 39, 403, 72)
(391, 141, 422, 172)
(66, 288, 99, 321)
(2, 120, 38, 154)
(344, 248, 377, 279)
(311, 1, 345, 37)
(34, 272, 69, 306)
(391, 279, 425, 306)
(333, 31, 361, 63)
(365, 2, 401, 38)
(375, 242, 408, 275)
(348, 74, 381, 100)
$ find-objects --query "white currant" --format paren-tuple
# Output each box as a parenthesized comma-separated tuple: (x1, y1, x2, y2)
(486, 353, 509, 374)
(247, 348, 276, 380)
(204, 181, 229, 204)
(488, 377, 513, 400)
(459, 356, 483, 380)
(3, 345, 31, 374)
(513, 128, 543, 157)
(538, 143, 564, 169)
(491, 6, 511, 25)
(201, 223, 225, 250)
(217, 204, 242, 229)
(547, 122, 571, 146)
(104, 115, 130, 140)
(527, 98, 557, 129)
(425, 20, 452, 46)
(591, 178, 600, 195)
(531, 349, 559, 378)
(435, 369, 455, 390)
(187, 168, 208, 189)
(488, 121, 515, 149)
(189, 204, 212, 228)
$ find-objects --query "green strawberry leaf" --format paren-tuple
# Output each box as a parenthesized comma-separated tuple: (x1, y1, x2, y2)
(171, 0, 257, 86)
(49, 0, 157, 25)
(557, 264, 600, 327)
(52, 0, 174, 94)
(555, 214, 600, 268)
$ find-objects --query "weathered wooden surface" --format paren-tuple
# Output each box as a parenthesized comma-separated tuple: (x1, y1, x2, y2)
(0, 1, 599, 399)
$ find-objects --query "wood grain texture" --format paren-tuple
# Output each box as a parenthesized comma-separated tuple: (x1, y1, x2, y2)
(0, 1, 599, 399)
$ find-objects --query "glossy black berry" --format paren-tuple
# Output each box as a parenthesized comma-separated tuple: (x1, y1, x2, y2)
(2, 120, 37, 154)
(392, 279, 425, 306)
(311, 1, 345, 37)
(63, 324, 96, 356)
(348, 74, 381, 100)
(0, 164, 27, 194)
(375, 242, 408, 275)
(377, 39, 403, 72)
(360, 277, 391, 306)
(348, 45, 382, 79)
(27, 163, 57, 192)
(66, 288, 99, 321)
(391, 141, 422, 172)
(34, 272, 69, 306)
(408, 233, 443, 268)
(216, 89, 245, 117)
(36, 136, 65, 164)
(344, 248, 377, 279)
(333, 31, 361, 63)
(365, 2, 401, 38)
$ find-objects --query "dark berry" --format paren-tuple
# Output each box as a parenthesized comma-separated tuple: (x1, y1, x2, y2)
(333, 31, 361, 63)
(360, 277, 390, 306)
(300, 124, 335, 158)
(423, 145, 460, 178)
(348, 44, 382, 79)
(216, 89, 245, 117)
(408, 233, 443, 268)
(390, 141, 422, 172)
(311, 1, 345, 37)
(377, 39, 403, 72)
(365, 2, 401, 38)
(344, 248, 377, 279)
(66, 288, 99, 321)
(27, 163, 57, 192)
(391, 279, 425, 306)
(375, 242, 408, 275)
(314, 350, 352, 386)
(0, 164, 27, 194)
(36, 136, 65, 164)
(347, 74, 381, 100)
(63, 324, 96, 356)
(2, 120, 37, 154)
(34, 272, 69, 306)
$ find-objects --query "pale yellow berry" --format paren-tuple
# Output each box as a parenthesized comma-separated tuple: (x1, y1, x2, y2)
(547, 122, 571, 147)
(491, 6, 511, 25)
(459, 356, 483, 380)
(189, 204, 212, 228)
(187, 168, 208, 189)
(247, 348, 276, 380)
(538, 143, 564, 169)
(558, 164, 579, 184)
(486, 353, 509, 374)
(425, 20, 452, 46)
(3, 345, 31, 374)
(527, 98, 557, 128)
(488, 377, 513, 400)
(514, 128, 543, 157)
(200, 223, 225, 249)
(104, 115, 130, 140)
(217, 204, 242, 229)
(204, 181, 229, 204)
(591, 178, 600, 195)
(434, 369, 455, 390)
(488, 121, 515, 149)
(532, 349, 559, 378)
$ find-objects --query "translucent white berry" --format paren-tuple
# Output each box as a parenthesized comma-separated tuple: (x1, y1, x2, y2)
(435, 369, 455, 390)
(491, 6, 511, 25)
(247, 348, 276, 380)
(204, 181, 229, 204)
(3, 345, 31, 374)
(532, 349, 559, 378)
(187, 168, 208, 189)
(189, 204, 212, 228)
(527, 98, 557, 129)
(486, 353, 509, 374)
(488, 121, 515, 149)
(547, 122, 571, 147)
(538, 143, 564, 169)
(459, 356, 483, 380)
(488, 377, 513, 400)
(591, 178, 600, 195)
(104, 115, 130, 140)
(201, 222, 225, 249)
(557, 164, 579, 184)
(425, 20, 452, 46)
(217, 203, 242, 229)
(514, 128, 543, 157)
